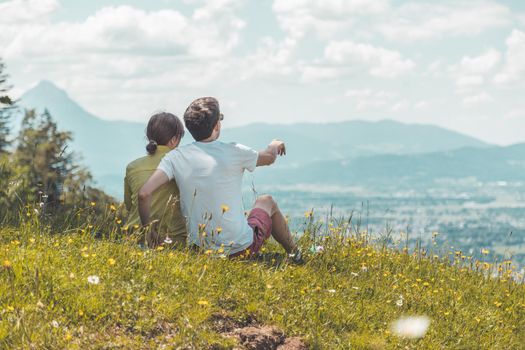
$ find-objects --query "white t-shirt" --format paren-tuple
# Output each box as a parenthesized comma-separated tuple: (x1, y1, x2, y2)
(157, 141, 258, 254)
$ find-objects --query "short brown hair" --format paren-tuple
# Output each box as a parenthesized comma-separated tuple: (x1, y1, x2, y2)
(145, 112, 185, 154)
(183, 97, 220, 141)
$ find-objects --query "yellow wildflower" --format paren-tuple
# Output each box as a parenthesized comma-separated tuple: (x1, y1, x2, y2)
(2, 260, 12, 269)
(90, 201, 96, 207)
(221, 204, 229, 214)
(198, 300, 209, 306)
(107, 258, 116, 266)
(110, 204, 117, 211)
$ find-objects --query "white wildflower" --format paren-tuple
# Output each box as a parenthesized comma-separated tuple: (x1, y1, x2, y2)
(391, 316, 430, 339)
(350, 272, 359, 277)
(361, 266, 368, 272)
(87, 275, 100, 285)
(163, 236, 173, 244)
(327, 289, 336, 293)
(51, 320, 59, 328)
(395, 295, 404, 307)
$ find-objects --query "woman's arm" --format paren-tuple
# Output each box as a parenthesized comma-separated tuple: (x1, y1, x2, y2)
(124, 175, 132, 212)
(138, 169, 169, 226)
(138, 169, 170, 247)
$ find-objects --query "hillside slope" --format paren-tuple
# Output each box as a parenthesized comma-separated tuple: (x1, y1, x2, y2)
(1, 219, 524, 349)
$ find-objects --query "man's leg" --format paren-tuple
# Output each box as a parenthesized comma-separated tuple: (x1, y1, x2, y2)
(253, 194, 297, 253)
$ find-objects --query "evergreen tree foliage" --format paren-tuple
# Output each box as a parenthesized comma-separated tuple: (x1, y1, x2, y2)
(0, 59, 15, 154)
(14, 109, 83, 207)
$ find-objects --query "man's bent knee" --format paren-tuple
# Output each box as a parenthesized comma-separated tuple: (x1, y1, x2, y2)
(254, 194, 277, 216)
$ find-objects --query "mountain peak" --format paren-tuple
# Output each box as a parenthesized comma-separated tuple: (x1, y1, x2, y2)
(25, 80, 69, 100)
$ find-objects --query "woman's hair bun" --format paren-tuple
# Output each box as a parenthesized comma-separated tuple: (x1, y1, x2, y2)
(146, 140, 158, 155)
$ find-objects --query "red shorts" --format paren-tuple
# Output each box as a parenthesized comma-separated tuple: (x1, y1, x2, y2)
(230, 208, 272, 257)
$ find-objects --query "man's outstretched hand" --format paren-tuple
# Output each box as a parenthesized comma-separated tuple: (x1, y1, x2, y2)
(270, 139, 286, 156)
(257, 139, 287, 167)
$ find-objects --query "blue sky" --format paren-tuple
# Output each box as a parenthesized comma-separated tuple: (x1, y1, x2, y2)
(1, 0, 525, 145)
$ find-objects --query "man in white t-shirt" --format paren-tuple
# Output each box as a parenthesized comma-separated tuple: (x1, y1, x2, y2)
(138, 97, 300, 259)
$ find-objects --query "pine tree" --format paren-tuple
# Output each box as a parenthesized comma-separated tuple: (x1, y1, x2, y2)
(14, 109, 76, 207)
(0, 59, 15, 154)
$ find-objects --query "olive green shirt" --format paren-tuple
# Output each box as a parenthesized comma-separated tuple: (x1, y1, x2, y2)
(124, 146, 187, 244)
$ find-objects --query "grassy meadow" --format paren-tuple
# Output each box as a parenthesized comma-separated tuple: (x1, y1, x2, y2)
(1, 205, 525, 349)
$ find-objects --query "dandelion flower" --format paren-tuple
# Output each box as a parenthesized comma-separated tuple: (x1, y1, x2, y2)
(216, 227, 222, 234)
(107, 258, 116, 266)
(221, 205, 229, 214)
(198, 300, 209, 306)
(90, 201, 96, 207)
(109, 204, 117, 211)
(391, 316, 430, 339)
(481, 248, 490, 255)
(2, 260, 11, 269)
(87, 275, 100, 285)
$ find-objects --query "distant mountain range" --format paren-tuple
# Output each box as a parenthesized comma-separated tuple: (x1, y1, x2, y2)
(14, 80, 509, 198)
(254, 143, 525, 188)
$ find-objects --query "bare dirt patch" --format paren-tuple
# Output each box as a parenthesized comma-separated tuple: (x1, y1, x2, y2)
(209, 312, 307, 350)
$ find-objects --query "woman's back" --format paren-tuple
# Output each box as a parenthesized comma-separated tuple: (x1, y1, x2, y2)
(125, 145, 186, 245)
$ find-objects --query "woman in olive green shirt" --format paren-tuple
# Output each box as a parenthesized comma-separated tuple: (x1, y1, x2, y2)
(124, 112, 187, 246)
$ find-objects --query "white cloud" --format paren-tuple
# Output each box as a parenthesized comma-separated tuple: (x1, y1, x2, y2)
(345, 89, 396, 111)
(0, 0, 59, 23)
(455, 75, 484, 87)
(494, 30, 525, 84)
(414, 100, 428, 109)
(457, 49, 501, 75)
(323, 40, 415, 79)
(241, 37, 298, 80)
(0, 1, 247, 120)
(1, 5, 244, 60)
(272, 0, 389, 39)
(462, 92, 493, 105)
(378, 1, 511, 42)
(390, 99, 410, 112)
(449, 49, 500, 88)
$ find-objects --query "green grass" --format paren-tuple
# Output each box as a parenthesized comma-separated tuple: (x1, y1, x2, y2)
(1, 215, 525, 349)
